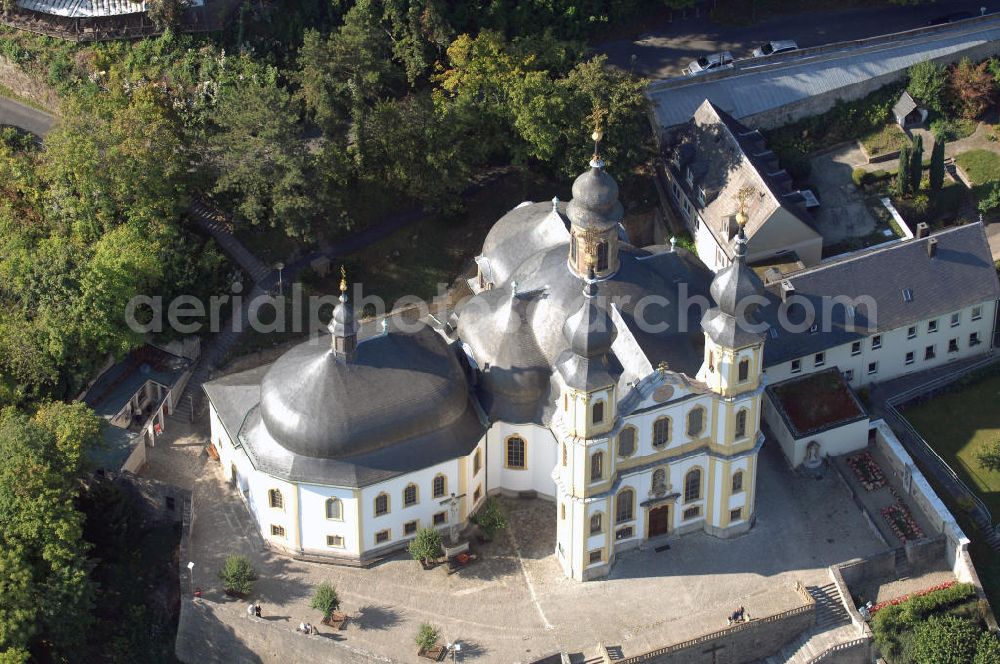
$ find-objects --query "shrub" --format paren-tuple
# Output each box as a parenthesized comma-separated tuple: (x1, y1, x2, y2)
(908, 61, 948, 112)
(910, 615, 980, 664)
(851, 168, 868, 186)
(407, 527, 443, 563)
(415, 622, 439, 652)
(948, 58, 995, 120)
(218, 554, 256, 595)
(975, 632, 1000, 664)
(471, 496, 508, 539)
(309, 581, 340, 619)
(978, 183, 1000, 215)
(977, 439, 1000, 472)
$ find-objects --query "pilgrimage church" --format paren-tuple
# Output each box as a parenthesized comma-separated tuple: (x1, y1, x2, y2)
(204, 137, 773, 581)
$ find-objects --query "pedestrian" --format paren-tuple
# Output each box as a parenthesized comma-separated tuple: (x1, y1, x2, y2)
(247, 602, 256, 618)
(255, 602, 262, 618)
(298, 622, 307, 633)
(305, 622, 313, 635)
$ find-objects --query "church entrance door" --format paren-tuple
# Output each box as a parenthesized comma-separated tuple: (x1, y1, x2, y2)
(648, 505, 670, 538)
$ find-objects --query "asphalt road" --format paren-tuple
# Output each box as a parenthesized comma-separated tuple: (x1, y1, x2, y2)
(598, 0, 1000, 79)
(0, 96, 54, 136)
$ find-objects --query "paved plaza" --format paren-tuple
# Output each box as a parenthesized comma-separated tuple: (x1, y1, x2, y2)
(171, 439, 888, 663)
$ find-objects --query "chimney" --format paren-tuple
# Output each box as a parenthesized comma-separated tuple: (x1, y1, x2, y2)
(915, 222, 930, 239)
(926, 237, 938, 258)
(781, 279, 795, 302)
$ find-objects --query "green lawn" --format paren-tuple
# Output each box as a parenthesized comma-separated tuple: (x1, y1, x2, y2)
(903, 370, 1000, 517)
(955, 149, 1000, 186)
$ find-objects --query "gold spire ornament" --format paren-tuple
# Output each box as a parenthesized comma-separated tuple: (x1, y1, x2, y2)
(588, 104, 608, 162)
(339, 265, 348, 294)
(735, 185, 756, 226)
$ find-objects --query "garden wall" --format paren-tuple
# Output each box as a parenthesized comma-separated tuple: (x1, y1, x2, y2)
(616, 599, 816, 664)
(743, 41, 1000, 130)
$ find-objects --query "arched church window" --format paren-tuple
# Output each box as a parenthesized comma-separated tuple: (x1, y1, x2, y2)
(506, 436, 526, 469)
(433, 474, 447, 498)
(473, 450, 482, 475)
(591, 452, 604, 482)
(596, 241, 609, 271)
(687, 407, 705, 437)
(268, 489, 283, 509)
(590, 512, 603, 534)
(684, 469, 702, 502)
(592, 401, 605, 424)
(403, 484, 418, 507)
(732, 471, 744, 493)
(617, 427, 636, 457)
(735, 409, 748, 439)
(616, 489, 634, 523)
(325, 497, 342, 520)
(738, 358, 750, 383)
(653, 417, 671, 447)
(652, 469, 667, 495)
(375, 493, 389, 516)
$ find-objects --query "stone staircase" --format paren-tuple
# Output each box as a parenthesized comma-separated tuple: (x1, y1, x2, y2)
(764, 584, 854, 664)
(189, 198, 271, 283)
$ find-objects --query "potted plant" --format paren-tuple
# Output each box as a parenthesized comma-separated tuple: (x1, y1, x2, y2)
(408, 527, 443, 569)
(218, 554, 256, 598)
(470, 497, 507, 542)
(416, 622, 444, 660)
(310, 581, 347, 628)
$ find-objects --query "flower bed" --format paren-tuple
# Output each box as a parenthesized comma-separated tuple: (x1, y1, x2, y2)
(880, 502, 924, 543)
(869, 581, 957, 616)
(847, 452, 886, 491)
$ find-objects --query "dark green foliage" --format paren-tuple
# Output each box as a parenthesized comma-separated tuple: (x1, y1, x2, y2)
(852, 168, 870, 187)
(897, 145, 912, 196)
(975, 632, 1000, 664)
(407, 527, 443, 562)
(218, 554, 256, 595)
(471, 496, 508, 539)
(929, 134, 946, 191)
(872, 583, 978, 661)
(309, 582, 340, 619)
(978, 440, 1000, 472)
(908, 61, 947, 112)
(910, 134, 923, 193)
(979, 183, 1000, 215)
(910, 615, 979, 664)
(0, 404, 99, 659)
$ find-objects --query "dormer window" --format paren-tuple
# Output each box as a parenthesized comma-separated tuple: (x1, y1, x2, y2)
(685, 166, 694, 188)
(697, 187, 706, 206)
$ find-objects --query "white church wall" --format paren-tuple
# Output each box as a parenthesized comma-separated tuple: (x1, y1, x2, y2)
(486, 422, 558, 498)
(668, 454, 710, 530)
(298, 485, 361, 556)
(763, 391, 868, 467)
(359, 460, 461, 552)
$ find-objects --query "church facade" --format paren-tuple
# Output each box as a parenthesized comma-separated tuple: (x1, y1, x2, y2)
(205, 146, 769, 581)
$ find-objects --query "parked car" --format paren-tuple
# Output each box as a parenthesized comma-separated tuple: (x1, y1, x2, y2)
(752, 40, 798, 58)
(926, 11, 973, 25)
(683, 51, 734, 75)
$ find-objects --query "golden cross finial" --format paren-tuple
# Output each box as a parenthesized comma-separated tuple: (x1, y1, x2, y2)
(588, 104, 607, 159)
(339, 265, 348, 294)
(736, 185, 757, 226)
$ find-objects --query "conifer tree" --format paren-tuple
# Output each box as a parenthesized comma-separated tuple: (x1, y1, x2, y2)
(896, 145, 912, 196)
(929, 134, 946, 191)
(910, 134, 923, 192)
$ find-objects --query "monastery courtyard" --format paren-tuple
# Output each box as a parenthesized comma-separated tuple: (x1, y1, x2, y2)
(161, 426, 888, 663)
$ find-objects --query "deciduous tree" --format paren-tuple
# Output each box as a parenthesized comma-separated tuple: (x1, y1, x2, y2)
(948, 58, 995, 120)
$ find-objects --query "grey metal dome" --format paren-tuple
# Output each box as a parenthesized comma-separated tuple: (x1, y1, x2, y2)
(563, 274, 617, 359)
(703, 225, 766, 348)
(258, 322, 471, 459)
(566, 160, 624, 231)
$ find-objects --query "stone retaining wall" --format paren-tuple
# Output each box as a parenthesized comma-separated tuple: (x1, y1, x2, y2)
(618, 599, 816, 664)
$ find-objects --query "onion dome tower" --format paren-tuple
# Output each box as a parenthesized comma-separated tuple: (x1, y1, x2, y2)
(698, 202, 766, 398)
(566, 128, 624, 279)
(556, 269, 619, 439)
(330, 266, 358, 362)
